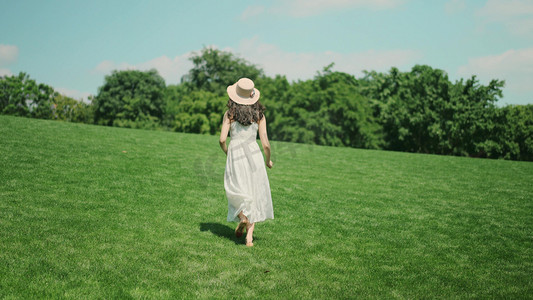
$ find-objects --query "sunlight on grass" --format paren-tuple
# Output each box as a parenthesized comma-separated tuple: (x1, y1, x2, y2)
(1, 115, 532, 298)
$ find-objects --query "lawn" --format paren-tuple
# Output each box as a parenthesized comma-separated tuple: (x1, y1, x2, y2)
(1, 115, 532, 299)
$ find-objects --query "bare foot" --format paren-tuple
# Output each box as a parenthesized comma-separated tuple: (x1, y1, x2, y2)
(245, 223, 255, 247)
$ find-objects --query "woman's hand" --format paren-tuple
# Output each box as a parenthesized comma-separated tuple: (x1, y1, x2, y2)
(266, 160, 273, 169)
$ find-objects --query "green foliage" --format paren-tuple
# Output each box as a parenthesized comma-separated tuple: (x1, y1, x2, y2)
(316, 66, 382, 149)
(448, 76, 504, 158)
(51, 94, 94, 123)
(254, 74, 291, 140)
(492, 104, 533, 161)
(93, 69, 166, 128)
(166, 89, 227, 134)
(266, 66, 382, 148)
(3, 52, 533, 161)
(181, 47, 264, 95)
(361, 65, 511, 158)
(0, 72, 57, 118)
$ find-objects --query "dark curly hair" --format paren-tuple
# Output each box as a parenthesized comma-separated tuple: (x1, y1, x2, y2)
(226, 99, 265, 126)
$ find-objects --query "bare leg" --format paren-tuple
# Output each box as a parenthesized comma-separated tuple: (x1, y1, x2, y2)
(235, 211, 249, 238)
(246, 223, 255, 247)
(238, 211, 249, 223)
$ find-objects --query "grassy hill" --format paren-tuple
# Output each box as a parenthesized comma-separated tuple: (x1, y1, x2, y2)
(1, 115, 532, 298)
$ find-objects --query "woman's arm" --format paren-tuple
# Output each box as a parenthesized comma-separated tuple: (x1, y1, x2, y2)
(219, 111, 230, 155)
(258, 115, 273, 168)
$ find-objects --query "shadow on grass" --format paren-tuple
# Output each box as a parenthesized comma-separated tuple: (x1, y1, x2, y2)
(200, 222, 260, 245)
(200, 222, 241, 245)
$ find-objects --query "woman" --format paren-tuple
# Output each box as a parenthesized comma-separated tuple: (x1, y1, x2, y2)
(219, 78, 274, 247)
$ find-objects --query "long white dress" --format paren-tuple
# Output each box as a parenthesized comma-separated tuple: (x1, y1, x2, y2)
(225, 121, 274, 224)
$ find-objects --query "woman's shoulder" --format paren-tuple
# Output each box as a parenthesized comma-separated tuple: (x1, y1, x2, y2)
(223, 110, 231, 123)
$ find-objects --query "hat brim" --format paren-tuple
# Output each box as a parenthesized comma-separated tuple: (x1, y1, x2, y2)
(227, 84, 260, 105)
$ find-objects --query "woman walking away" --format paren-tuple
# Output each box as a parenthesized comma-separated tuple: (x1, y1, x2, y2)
(219, 78, 274, 247)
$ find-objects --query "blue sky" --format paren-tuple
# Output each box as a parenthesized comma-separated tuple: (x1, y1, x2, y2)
(1, 0, 532, 105)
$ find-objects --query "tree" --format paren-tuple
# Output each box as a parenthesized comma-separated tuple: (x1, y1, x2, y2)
(316, 66, 382, 148)
(363, 65, 454, 153)
(51, 94, 94, 123)
(255, 75, 291, 142)
(361, 65, 505, 157)
(92, 69, 166, 128)
(267, 65, 381, 148)
(492, 104, 533, 161)
(168, 90, 227, 134)
(0, 72, 57, 118)
(447, 76, 504, 157)
(181, 47, 264, 95)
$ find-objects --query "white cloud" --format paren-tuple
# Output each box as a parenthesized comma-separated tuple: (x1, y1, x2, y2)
(55, 87, 93, 103)
(236, 37, 421, 81)
(245, 0, 405, 18)
(92, 60, 133, 74)
(0, 68, 12, 77)
(476, 0, 533, 37)
(505, 18, 533, 37)
(457, 47, 533, 103)
(477, 0, 533, 20)
(0, 44, 19, 66)
(445, 0, 466, 14)
(91, 39, 420, 87)
(290, 0, 405, 16)
(92, 53, 193, 84)
(241, 5, 265, 20)
(136, 54, 193, 83)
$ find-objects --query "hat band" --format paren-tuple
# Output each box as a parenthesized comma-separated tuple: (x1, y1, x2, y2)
(236, 86, 254, 98)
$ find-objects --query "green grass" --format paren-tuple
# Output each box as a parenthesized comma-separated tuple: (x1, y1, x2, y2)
(1, 115, 532, 299)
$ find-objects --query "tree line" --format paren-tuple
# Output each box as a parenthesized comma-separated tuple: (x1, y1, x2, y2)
(1, 48, 532, 161)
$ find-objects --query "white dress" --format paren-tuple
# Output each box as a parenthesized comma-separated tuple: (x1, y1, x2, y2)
(225, 121, 274, 224)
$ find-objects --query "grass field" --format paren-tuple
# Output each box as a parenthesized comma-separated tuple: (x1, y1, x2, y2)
(1, 115, 532, 299)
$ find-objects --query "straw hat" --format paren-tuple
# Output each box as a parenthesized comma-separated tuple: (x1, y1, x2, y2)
(227, 78, 260, 105)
